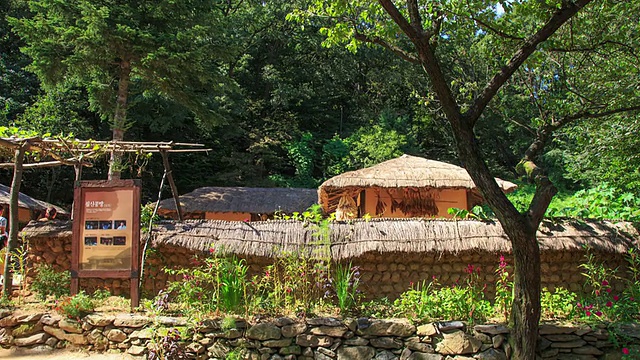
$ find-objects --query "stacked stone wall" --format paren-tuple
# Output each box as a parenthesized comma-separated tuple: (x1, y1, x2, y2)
(25, 235, 630, 300)
(1, 310, 638, 359)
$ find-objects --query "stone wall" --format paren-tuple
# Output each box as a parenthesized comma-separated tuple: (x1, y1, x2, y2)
(25, 235, 630, 300)
(1, 310, 638, 359)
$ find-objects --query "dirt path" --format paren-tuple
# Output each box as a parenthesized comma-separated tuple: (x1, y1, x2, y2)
(0, 348, 137, 359)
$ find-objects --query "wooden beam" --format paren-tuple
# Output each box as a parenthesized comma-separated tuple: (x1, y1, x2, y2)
(160, 150, 184, 221)
(2, 143, 26, 298)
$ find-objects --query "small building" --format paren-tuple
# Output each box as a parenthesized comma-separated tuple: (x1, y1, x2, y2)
(318, 154, 517, 219)
(157, 186, 318, 221)
(0, 183, 68, 224)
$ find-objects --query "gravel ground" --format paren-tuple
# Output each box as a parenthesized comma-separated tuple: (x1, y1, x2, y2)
(0, 348, 137, 359)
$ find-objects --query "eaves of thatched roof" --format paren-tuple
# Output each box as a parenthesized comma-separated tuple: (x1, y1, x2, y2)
(20, 219, 72, 239)
(149, 218, 638, 260)
(157, 187, 318, 214)
(21, 218, 637, 260)
(0, 184, 68, 214)
(319, 154, 517, 191)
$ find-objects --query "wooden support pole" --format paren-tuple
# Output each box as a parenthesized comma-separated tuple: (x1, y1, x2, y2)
(2, 143, 26, 298)
(160, 150, 183, 221)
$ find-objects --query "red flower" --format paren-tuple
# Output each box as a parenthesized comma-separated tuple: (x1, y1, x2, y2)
(606, 288, 612, 293)
(595, 311, 602, 316)
(595, 290, 601, 296)
(602, 280, 609, 286)
(622, 348, 630, 355)
(606, 301, 613, 307)
(585, 311, 592, 316)
(613, 295, 619, 301)
(465, 264, 474, 274)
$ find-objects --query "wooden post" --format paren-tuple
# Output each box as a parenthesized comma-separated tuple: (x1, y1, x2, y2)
(160, 150, 183, 221)
(2, 143, 26, 297)
(71, 163, 83, 220)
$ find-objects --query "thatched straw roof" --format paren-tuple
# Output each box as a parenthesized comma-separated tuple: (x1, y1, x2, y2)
(20, 219, 72, 239)
(319, 154, 517, 191)
(157, 187, 318, 215)
(0, 184, 68, 215)
(20, 218, 638, 259)
(149, 218, 638, 260)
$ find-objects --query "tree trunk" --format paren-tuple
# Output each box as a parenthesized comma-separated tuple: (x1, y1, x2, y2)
(508, 226, 541, 359)
(447, 117, 541, 359)
(109, 59, 131, 180)
(2, 144, 26, 298)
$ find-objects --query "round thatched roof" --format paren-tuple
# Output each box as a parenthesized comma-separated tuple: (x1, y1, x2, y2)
(0, 183, 68, 215)
(320, 154, 517, 191)
(318, 155, 517, 214)
(157, 186, 318, 215)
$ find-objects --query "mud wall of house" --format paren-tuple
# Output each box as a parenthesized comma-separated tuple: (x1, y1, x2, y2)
(25, 235, 629, 300)
(362, 188, 467, 218)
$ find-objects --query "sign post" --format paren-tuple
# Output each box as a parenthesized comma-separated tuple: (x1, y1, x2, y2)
(71, 180, 141, 309)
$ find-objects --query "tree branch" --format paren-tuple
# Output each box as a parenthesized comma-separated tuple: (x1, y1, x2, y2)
(377, 0, 420, 40)
(550, 40, 639, 61)
(466, 0, 594, 127)
(406, 0, 424, 34)
(353, 32, 421, 64)
(471, 15, 524, 41)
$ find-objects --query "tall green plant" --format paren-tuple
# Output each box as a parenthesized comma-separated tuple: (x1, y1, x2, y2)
(333, 262, 362, 314)
(165, 248, 249, 314)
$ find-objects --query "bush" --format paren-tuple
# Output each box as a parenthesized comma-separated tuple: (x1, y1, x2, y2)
(55, 291, 94, 320)
(31, 264, 70, 301)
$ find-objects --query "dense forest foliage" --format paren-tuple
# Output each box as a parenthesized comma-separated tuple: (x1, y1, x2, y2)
(1, 0, 638, 215)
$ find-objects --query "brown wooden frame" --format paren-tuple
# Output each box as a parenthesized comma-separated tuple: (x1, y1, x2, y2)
(71, 180, 141, 309)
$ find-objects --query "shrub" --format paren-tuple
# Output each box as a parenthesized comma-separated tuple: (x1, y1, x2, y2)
(540, 287, 577, 320)
(148, 328, 187, 360)
(56, 291, 94, 320)
(31, 264, 70, 301)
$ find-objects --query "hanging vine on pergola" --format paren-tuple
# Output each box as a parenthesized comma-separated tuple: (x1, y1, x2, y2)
(0, 135, 210, 298)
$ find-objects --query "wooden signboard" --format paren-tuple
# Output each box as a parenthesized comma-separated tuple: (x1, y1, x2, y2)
(71, 180, 141, 309)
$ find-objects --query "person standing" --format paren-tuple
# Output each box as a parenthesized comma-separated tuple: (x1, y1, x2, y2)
(0, 207, 7, 249)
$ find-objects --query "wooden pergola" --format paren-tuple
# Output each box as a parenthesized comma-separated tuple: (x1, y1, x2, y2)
(0, 137, 210, 297)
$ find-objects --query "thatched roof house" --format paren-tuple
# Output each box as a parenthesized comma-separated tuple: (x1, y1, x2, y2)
(318, 154, 517, 219)
(157, 186, 318, 221)
(0, 184, 68, 223)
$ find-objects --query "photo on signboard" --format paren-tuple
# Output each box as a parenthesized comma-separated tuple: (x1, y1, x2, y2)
(113, 236, 126, 246)
(99, 221, 113, 230)
(85, 221, 99, 230)
(100, 237, 113, 245)
(115, 220, 127, 230)
(84, 236, 97, 246)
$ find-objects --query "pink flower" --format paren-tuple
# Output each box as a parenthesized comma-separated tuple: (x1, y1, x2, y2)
(595, 311, 602, 316)
(630, 297, 635, 301)
(622, 348, 630, 355)
(585, 304, 594, 310)
(602, 280, 609, 286)
(606, 288, 612, 293)
(465, 264, 474, 274)
(595, 290, 601, 296)
(613, 295, 619, 301)
(606, 301, 613, 307)
(585, 311, 592, 316)
(576, 302, 583, 308)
